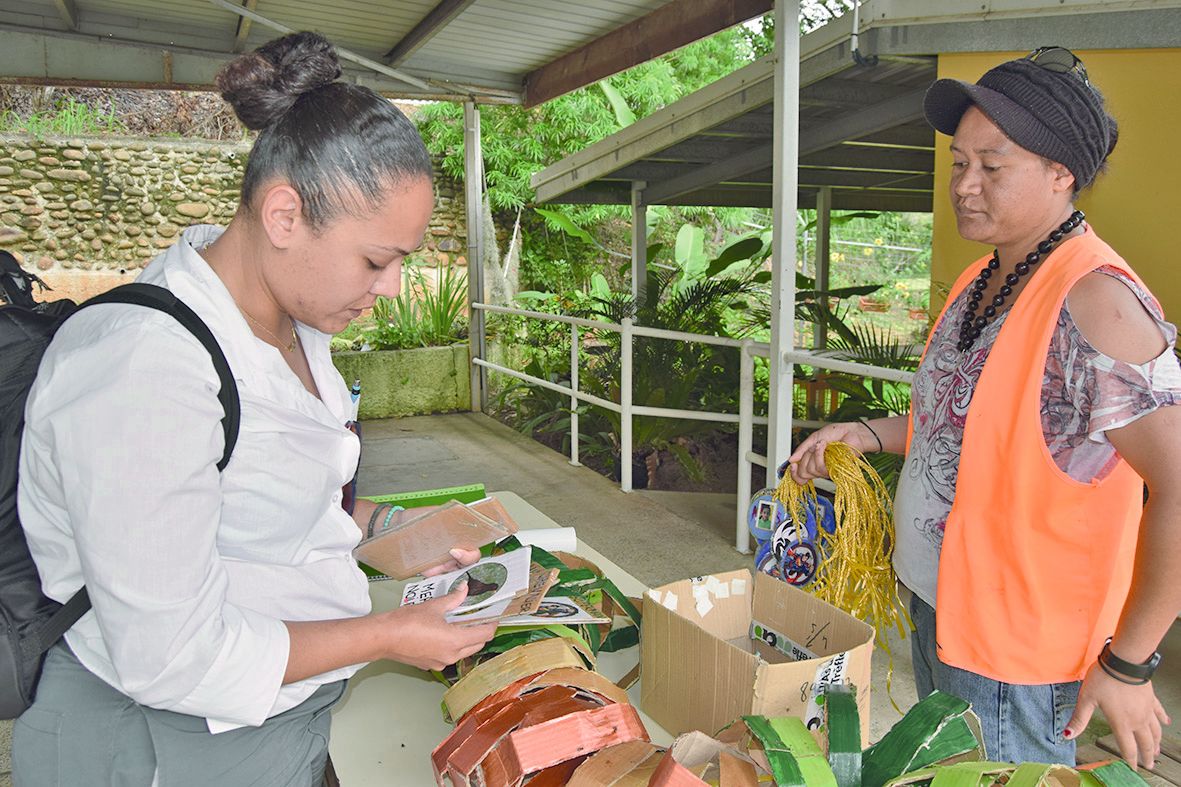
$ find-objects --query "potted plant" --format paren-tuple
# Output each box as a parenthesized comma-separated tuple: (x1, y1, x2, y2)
(892, 280, 930, 320)
(330, 263, 470, 419)
(858, 294, 889, 312)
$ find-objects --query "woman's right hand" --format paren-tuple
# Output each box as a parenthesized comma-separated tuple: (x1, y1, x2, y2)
(783, 422, 875, 485)
(383, 582, 498, 671)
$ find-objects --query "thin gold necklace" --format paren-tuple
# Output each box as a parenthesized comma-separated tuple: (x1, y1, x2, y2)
(192, 239, 298, 353)
(240, 306, 297, 353)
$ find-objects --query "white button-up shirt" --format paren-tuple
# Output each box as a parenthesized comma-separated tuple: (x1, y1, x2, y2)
(18, 224, 371, 733)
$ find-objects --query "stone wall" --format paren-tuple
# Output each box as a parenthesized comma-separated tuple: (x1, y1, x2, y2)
(0, 134, 468, 303)
(426, 176, 468, 269)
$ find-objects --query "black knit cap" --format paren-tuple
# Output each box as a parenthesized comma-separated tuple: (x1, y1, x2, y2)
(923, 55, 1117, 190)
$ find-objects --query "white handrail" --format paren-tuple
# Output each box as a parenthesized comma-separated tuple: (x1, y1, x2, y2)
(785, 349, 916, 384)
(473, 300, 912, 553)
(474, 302, 606, 331)
(472, 358, 622, 413)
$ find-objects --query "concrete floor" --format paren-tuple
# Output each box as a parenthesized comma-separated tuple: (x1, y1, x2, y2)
(1, 411, 1176, 784)
(355, 412, 757, 587)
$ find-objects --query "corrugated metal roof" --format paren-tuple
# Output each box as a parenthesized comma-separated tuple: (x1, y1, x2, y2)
(0, 0, 680, 100)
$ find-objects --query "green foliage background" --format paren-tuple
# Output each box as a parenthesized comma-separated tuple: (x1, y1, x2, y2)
(415, 27, 758, 217)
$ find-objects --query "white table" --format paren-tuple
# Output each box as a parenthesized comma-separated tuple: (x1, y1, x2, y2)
(328, 491, 672, 785)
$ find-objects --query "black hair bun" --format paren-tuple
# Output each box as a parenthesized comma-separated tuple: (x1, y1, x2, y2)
(216, 31, 342, 130)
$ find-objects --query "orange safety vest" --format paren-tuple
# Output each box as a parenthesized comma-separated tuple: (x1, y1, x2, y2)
(911, 228, 1149, 684)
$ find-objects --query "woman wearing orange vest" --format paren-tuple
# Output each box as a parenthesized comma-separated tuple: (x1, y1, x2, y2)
(788, 48, 1179, 768)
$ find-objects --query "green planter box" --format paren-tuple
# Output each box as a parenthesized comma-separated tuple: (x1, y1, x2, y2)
(331, 343, 470, 419)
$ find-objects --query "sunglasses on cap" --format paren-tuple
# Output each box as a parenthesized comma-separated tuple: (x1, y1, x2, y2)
(1026, 46, 1090, 85)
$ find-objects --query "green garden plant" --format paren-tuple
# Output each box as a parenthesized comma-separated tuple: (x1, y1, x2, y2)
(362, 263, 469, 351)
(1, 96, 125, 138)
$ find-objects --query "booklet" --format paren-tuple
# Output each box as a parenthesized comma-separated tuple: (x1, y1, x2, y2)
(496, 593, 610, 626)
(400, 547, 534, 617)
(445, 561, 560, 626)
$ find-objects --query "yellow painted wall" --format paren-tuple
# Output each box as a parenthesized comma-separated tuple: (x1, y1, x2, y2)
(930, 49, 1181, 320)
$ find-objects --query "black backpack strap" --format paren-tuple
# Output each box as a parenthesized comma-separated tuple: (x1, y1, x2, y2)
(20, 587, 90, 661)
(81, 283, 240, 470)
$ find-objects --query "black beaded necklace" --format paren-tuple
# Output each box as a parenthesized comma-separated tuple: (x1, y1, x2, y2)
(957, 209, 1085, 352)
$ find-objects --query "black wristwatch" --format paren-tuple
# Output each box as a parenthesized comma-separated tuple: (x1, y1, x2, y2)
(1098, 638, 1161, 684)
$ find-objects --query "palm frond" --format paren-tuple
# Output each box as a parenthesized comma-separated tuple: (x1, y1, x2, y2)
(825, 322, 920, 371)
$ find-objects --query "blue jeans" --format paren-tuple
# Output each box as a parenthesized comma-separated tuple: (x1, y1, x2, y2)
(909, 592, 1080, 764)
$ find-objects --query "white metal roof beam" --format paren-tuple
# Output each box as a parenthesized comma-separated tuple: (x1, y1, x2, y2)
(205, 0, 442, 94)
(232, 0, 257, 53)
(799, 8, 1181, 69)
(677, 164, 933, 190)
(522, 0, 772, 108)
(643, 86, 925, 204)
(531, 57, 776, 202)
(646, 143, 774, 203)
(798, 87, 927, 156)
(848, 125, 933, 149)
(702, 113, 775, 138)
(801, 145, 930, 172)
(52, 0, 77, 31)
(800, 78, 919, 107)
(547, 184, 931, 211)
(383, 0, 478, 66)
(0, 27, 467, 99)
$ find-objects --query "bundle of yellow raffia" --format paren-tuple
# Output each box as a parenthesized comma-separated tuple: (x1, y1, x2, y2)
(774, 440, 912, 709)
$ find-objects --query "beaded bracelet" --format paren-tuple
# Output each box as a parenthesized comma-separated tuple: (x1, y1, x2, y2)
(365, 504, 389, 539)
(365, 503, 405, 539)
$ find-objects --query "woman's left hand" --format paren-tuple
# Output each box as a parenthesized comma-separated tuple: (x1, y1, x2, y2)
(421, 548, 482, 577)
(1065, 662, 1170, 768)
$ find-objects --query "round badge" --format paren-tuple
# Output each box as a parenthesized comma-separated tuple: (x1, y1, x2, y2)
(770, 516, 799, 561)
(780, 540, 819, 586)
(755, 540, 782, 580)
(747, 488, 788, 543)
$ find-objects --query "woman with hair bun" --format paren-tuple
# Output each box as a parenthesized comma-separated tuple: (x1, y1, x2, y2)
(14, 31, 495, 785)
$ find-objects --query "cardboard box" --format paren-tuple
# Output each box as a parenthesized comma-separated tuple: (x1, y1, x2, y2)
(640, 569, 874, 742)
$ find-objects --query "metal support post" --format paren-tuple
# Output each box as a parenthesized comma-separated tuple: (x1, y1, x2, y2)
(620, 317, 634, 492)
(570, 323, 581, 466)
(631, 181, 647, 306)
(765, 0, 801, 488)
(814, 186, 832, 349)
(463, 101, 487, 412)
(736, 341, 755, 554)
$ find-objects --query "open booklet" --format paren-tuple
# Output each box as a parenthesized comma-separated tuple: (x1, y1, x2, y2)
(398, 546, 611, 627)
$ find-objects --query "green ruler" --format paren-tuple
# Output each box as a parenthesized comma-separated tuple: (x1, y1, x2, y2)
(362, 483, 486, 509)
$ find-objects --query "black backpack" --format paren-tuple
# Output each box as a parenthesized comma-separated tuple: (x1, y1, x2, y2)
(0, 251, 240, 719)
